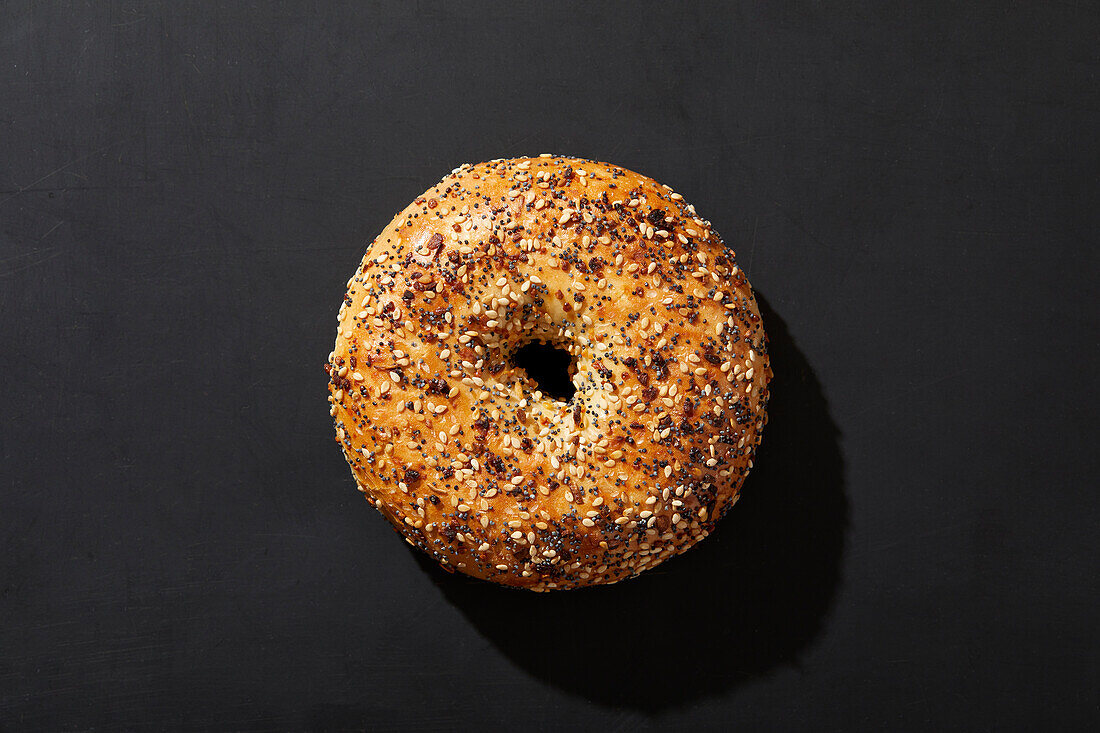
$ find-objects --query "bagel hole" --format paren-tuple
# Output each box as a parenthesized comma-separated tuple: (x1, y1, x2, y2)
(512, 341, 576, 402)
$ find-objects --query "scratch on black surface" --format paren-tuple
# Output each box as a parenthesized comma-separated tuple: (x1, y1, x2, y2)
(0, 139, 130, 208)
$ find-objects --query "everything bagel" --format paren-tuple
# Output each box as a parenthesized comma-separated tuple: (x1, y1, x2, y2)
(326, 155, 771, 590)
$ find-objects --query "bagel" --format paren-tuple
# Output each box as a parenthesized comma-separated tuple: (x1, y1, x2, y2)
(326, 155, 771, 590)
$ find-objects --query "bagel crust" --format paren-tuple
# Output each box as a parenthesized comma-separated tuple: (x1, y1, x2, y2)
(326, 156, 771, 590)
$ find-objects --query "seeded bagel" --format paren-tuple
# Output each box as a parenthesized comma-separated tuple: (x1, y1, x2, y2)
(326, 155, 771, 590)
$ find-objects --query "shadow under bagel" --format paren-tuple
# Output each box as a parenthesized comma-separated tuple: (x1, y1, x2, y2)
(408, 294, 849, 710)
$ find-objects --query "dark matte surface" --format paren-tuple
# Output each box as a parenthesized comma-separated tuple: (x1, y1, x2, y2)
(2, 2, 1097, 730)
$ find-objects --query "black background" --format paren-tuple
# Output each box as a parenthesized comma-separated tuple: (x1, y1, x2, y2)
(2, 2, 1098, 730)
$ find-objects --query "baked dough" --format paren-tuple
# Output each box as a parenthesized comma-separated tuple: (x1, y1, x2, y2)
(326, 156, 771, 590)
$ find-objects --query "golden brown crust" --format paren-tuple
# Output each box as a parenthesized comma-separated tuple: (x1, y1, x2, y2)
(326, 155, 771, 590)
